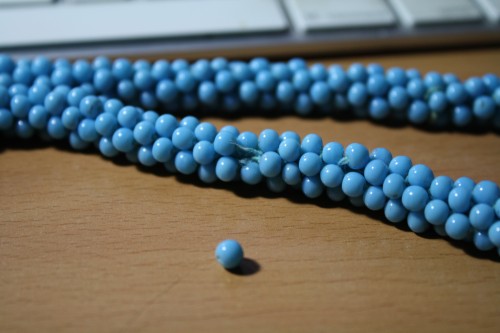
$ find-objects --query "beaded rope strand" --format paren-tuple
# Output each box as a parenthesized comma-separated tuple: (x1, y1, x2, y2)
(0, 55, 499, 257)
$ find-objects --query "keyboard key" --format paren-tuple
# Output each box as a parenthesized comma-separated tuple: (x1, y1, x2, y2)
(476, 0, 500, 22)
(0, 0, 288, 48)
(389, 0, 483, 27)
(283, 0, 396, 32)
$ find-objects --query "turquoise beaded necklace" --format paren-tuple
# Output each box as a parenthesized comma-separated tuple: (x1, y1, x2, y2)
(0, 55, 499, 257)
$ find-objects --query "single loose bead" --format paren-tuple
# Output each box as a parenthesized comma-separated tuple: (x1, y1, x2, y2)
(155, 114, 178, 138)
(488, 221, 500, 247)
(347, 82, 368, 107)
(220, 125, 239, 137)
(142, 111, 158, 123)
(448, 186, 472, 213)
(104, 99, 123, 115)
(259, 152, 282, 178)
(302, 176, 324, 198)
(137, 146, 156, 167)
(384, 199, 408, 223)
(215, 239, 243, 269)
(344, 143, 369, 170)
(28, 105, 49, 129)
(402, 185, 429, 212)
(175, 151, 197, 175)
(320, 164, 343, 188)
(14, 119, 34, 138)
(424, 72, 445, 90)
(445, 213, 471, 240)
(369, 98, 390, 120)
(407, 212, 430, 233)
(322, 142, 343, 165)
(47, 116, 67, 139)
(236, 131, 258, 149)
(112, 127, 135, 153)
(72, 59, 93, 83)
(198, 163, 217, 184)
(241, 162, 262, 185)
(299, 152, 322, 177)
(77, 118, 99, 142)
(473, 231, 495, 251)
(370, 147, 392, 166)
(152, 137, 173, 163)
(342, 172, 366, 197)
(407, 164, 434, 188)
(364, 159, 388, 186)
(429, 175, 454, 200)
(133, 120, 155, 145)
(193, 141, 216, 165)
(278, 139, 301, 162)
(472, 180, 499, 205)
(364, 186, 386, 211)
(172, 127, 195, 150)
(347, 63, 367, 82)
(214, 131, 236, 156)
(216, 156, 239, 182)
(258, 129, 280, 152)
(383, 173, 406, 199)
(469, 203, 495, 230)
(282, 163, 301, 186)
(99, 137, 119, 158)
(117, 106, 140, 128)
(424, 199, 449, 225)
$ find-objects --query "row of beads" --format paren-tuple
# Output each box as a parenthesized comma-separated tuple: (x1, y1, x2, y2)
(0, 55, 499, 257)
(1, 55, 499, 130)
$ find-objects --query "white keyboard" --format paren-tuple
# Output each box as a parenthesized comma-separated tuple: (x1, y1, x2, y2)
(0, 0, 499, 58)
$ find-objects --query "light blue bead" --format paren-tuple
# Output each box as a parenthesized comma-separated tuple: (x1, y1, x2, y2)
(276, 81, 295, 103)
(408, 100, 430, 124)
(278, 139, 301, 162)
(99, 137, 119, 157)
(326, 186, 346, 202)
(0, 108, 14, 130)
(28, 105, 49, 129)
(472, 180, 499, 205)
(13, 66, 33, 85)
(180, 116, 199, 131)
(452, 106, 472, 127)
(448, 186, 472, 213)
(302, 176, 324, 198)
(424, 71, 445, 90)
(215, 70, 236, 93)
(328, 69, 349, 93)
(342, 172, 366, 197)
(407, 78, 426, 99)
(112, 127, 135, 153)
(347, 63, 367, 82)
(310, 63, 328, 81)
(488, 221, 500, 247)
(402, 185, 429, 212)
(104, 99, 123, 115)
(15, 119, 34, 138)
(69, 131, 89, 150)
(300, 133, 322, 154)
(473, 96, 495, 120)
(46, 91, 67, 116)
(198, 163, 217, 183)
(137, 146, 156, 166)
(367, 63, 384, 75)
(473, 231, 495, 251)
(407, 164, 434, 188)
(383, 173, 405, 199)
(370, 147, 392, 165)
(443, 73, 459, 84)
(93, 69, 114, 92)
(294, 93, 313, 115)
(141, 91, 158, 109)
(94, 112, 117, 138)
(428, 91, 447, 113)
(151, 60, 172, 80)
(347, 82, 367, 107)
(424, 199, 449, 225)
(454, 176, 475, 192)
(363, 186, 386, 211)
(258, 129, 280, 152)
(216, 156, 239, 181)
(214, 131, 236, 156)
(367, 97, 389, 120)
(8, 83, 28, 97)
(407, 211, 430, 233)
(249, 57, 270, 72)
(445, 213, 470, 240)
(256, 70, 276, 92)
(192, 122, 216, 142)
(11, 94, 31, 118)
(155, 114, 178, 138)
(62, 106, 82, 131)
(172, 126, 195, 150)
(232, 61, 253, 81)
(112, 58, 133, 79)
(469, 203, 494, 230)
(215, 239, 243, 269)
(66, 87, 87, 107)
(152, 137, 173, 163)
(386, 67, 407, 86)
(175, 151, 197, 175)
(259, 151, 282, 178)
(388, 86, 409, 110)
(77, 118, 99, 142)
(236, 131, 258, 149)
(364, 159, 388, 186)
(117, 106, 140, 129)
(267, 176, 287, 193)
(156, 79, 178, 103)
(465, 77, 486, 97)
(271, 63, 291, 81)
(429, 175, 453, 200)
(288, 57, 307, 71)
(193, 141, 215, 165)
(293, 69, 311, 92)
(93, 56, 111, 70)
(47, 116, 67, 139)
(310, 81, 330, 105)
(28, 83, 50, 105)
(282, 163, 301, 186)
(344, 143, 369, 170)
(241, 162, 262, 185)
(299, 152, 322, 177)
(175, 69, 196, 93)
(280, 130, 300, 143)
(483, 73, 500, 92)
(79, 96, 102, 119)
(117, 80, 136, 100)
(72, 59, 93, 83)
(320, 164, 343, 188)
(239, 81, 259, 104)
(142, 111, 158, 123)
(133, 120, 155, 145)
(192, 59, 213, 80)
(367, 74, 389, 96)
(446, 82, 468, 105)
(134, 59, 151, 71)
(198, 81, 218, 105)
(384, 199, 408, 223)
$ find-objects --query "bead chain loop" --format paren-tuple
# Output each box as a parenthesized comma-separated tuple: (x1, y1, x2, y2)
(0, 55, 499, 257)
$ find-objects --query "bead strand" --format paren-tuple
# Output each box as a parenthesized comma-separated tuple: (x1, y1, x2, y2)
(0, 55, 499, 257)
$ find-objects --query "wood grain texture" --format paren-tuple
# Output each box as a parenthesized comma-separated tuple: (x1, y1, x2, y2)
(1, 48, 500, 333)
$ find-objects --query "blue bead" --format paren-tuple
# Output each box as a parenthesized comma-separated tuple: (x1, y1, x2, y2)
(69, 131, 90, 150)
(215, 240, 243, 269)
(445, 213, 470, 240)
(44, 91, 66, 116)
(13, 66, 33, 85)
(364, 159, 388, 186)
(79, 96, 102, 119)
(232, 61, 253, 81)
(367, 63, 384, 75)
(293, 69, 311, 92)
(402, 185, 429, 212)
(117, 106, 140, 129)
(370, 147, 392, 165)
(99, 137, 119, 157)
(258, 129, 280, 152)
(294, 93, 313, 115)
(386, 67, 407, 86)
(142, 111, 158, 123)
(112, 58, 133, 80)
(407, 164, 434, 188)
(172, 126, 195, 150)
(282, 163, 301, 186)
(93, 69, 114, 92)
(326, 186, 346, 202)
(344, 143, 369, 170)
(271, 63, 291, 81)
(276, 81, 295, 103)
(28, 105, 49, 129)
(483, 73, 500, 92)
(33, 75, 51, 87)
(424, 199, 449, 225)
(342, 172, 366, 197)
(328, 69, 350, 93)
(72, 59, 93, 83)
(198, 163, 217, 184)
(424, 72, 445, 90)
(66, 87, 87, 107)
(278, 139, 301, 162)
(112, 127, 135, 153)
(197, 81, 217, 105)
(347, 63, 367, 82)
(9, 84, 28, 97)
(407, 100, 430, 124)
(191, 59, 213, 81)
(443, 73, 459, 84)
(473, 96, 496, 120)
(267, 176, 287, 193)
(448, 187, 472, 213)
(93, 56, 111, 70)
(103, 100, 122, 116)
(47, 116, 67, 139)
(472, 180, 499, 205)
(193, 141, 215, 165)
(211, 57, 228, 72)
(388, 86, 409, 110)
(446, 82, 468, 105)
(473, 231, 495, 251)
(249, 57, 270, 73)
(0, 108, 14, 130)
(152, 137, 174, 162)
(0, 86, 9, 107)
(117, 80, 136, 101)
(384, 199, 408, 223)
(216, 156, 239, 181)
(368, 98, 390, 120)
(452, 106, 472, 127)
(428, 91, 447, 113)
(77, 118, 99, 142)
(154, 114, 178, 138)
(259, 151, 282, 178)
(302, 176, 324, 198)
(280, 130, 300, 143)
(156, 79, 178, 103)
(488, 221, 500, 247)
(175, 151, 197, 175)
(299, 152, 322, 177)
(310, 81, 330, 105)
(288, 57, 307, 71)
(383, 173, 405, 199)
(407, 212, 430, 233)
(363, 186, 386, 211)
(179, 116, 199, 131)
(465, 77, 486, 97)
(495, 199, 500, 219)
(175, 69, 196, 93)
(14, 119, 34, 138)
(388, 156, 412, 177)
(300, 134, 322, 155)
(192, 122, 216, 142)
(407, 78, 426, 99)
(367, 74, 389, 96)
(11, 94, 31, 118)
(151, 60, 172, 81)
(171, 59, 189, 73)
(0, 54, 15, 73)
(28, 83, 50, 105)
(137, 146, 156, 166)
(429, 175, 453, 200)
(241, 162, 262, 185)
(347, 83, 368, 107)
(215, 70, 236, 93)
(255, 70, 276, 92)
(469, 203, 495, 230)
(239, 81, 259, 104)
(454, 176, 475, 192)
(133, 120, 155, 145)
(310, 63, 328, 81)
(214, 131, 236, 156)
(61, 106, 81, 130)
(320, 164, 343, 188)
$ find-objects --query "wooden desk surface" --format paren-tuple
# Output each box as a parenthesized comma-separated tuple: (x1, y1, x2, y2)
(1, 48, 499, 333)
